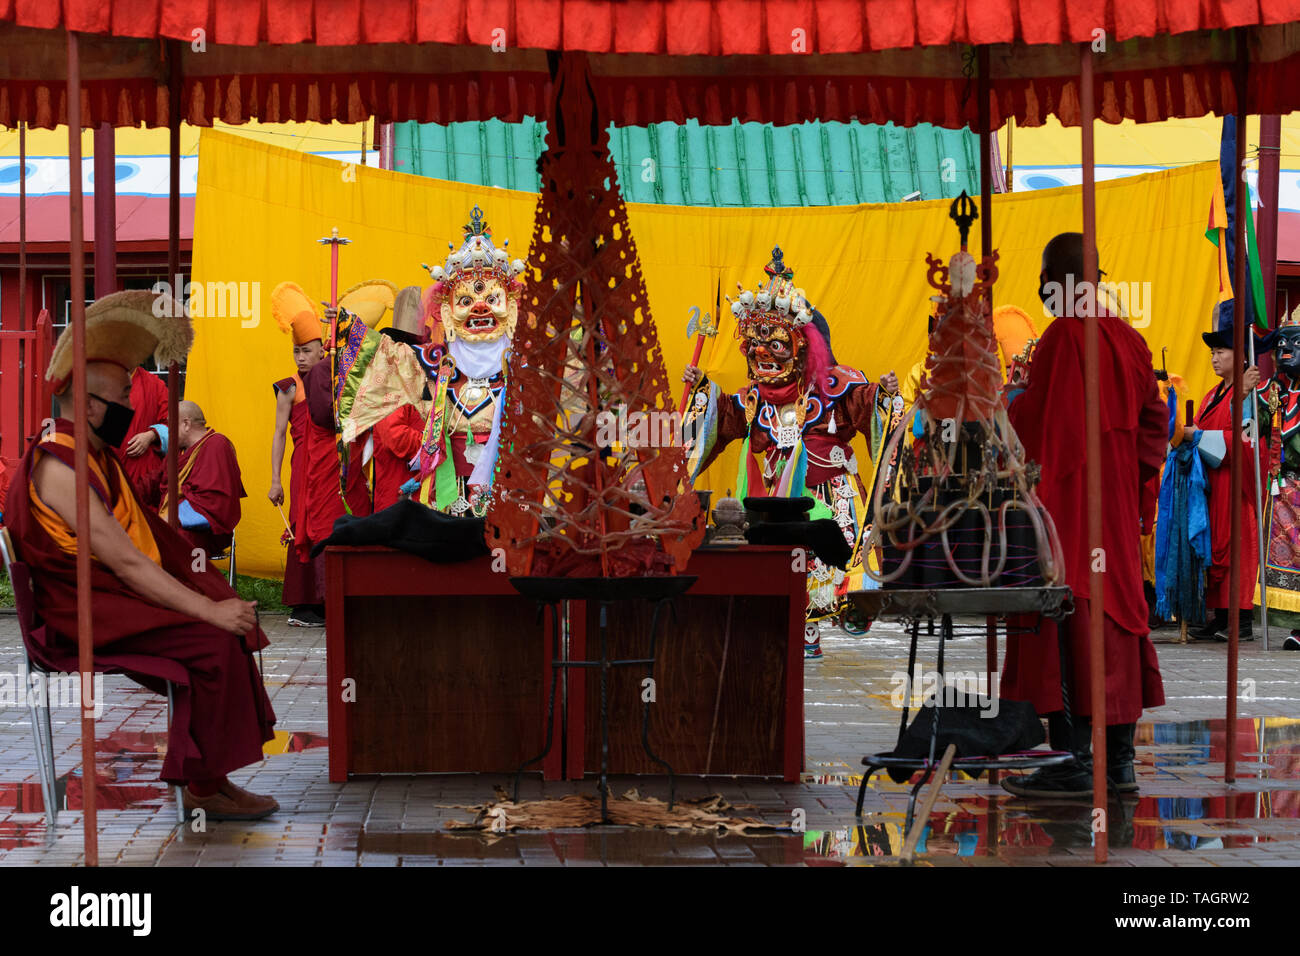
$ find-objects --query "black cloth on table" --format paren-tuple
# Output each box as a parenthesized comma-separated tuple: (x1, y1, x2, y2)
(311, 499, 490, 562)
(744, 519, 852, 569)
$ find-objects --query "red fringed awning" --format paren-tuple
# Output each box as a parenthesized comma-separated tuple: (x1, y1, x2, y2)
(2, 2, 1300, 129)
(2, 0, 1299, 52)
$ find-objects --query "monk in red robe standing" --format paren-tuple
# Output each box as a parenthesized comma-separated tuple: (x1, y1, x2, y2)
(1000, 233, 1168, 799)
(158, 400, 245, 558)
(113, 366, 169, 509)
(1192, 324, 1264, 641)
(5, 291, 276, 819)
(271, 283, 371, 627)
(270, 368, 318, 624)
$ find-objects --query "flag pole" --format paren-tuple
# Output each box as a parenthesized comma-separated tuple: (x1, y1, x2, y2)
(1249, 331, 1269, 650)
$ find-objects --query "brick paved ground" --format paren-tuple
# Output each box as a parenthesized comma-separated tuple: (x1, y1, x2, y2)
(0, 610, 1296, 866)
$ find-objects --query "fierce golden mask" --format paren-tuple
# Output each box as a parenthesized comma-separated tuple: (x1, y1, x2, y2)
(441, 272, 517, 343)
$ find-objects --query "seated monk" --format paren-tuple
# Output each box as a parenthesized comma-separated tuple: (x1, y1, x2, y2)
(157, 400, 246, 558)
(4, 290, 277, 820)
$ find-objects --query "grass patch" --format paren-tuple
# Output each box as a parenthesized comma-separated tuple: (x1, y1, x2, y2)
(0, 564, 287, 615)
(235, 573, 289, 615)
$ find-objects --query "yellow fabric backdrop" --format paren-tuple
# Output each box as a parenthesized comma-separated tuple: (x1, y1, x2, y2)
(189, 130, 1225, 578)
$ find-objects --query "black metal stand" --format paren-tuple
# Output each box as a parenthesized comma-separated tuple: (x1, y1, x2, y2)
(508, 576, 696, 823)
(846, 587, 1079, 835)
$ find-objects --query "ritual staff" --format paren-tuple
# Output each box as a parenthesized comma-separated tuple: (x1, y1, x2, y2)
(5, 291, 277, 818)
(157, 400, 245, 558)
(682, 247, 898, 660)
(1255, 307, 1300, 650)
(1000, 233, 1167, 798)
(1191, 320, 1268, 641)
(112, 365, 170, 508)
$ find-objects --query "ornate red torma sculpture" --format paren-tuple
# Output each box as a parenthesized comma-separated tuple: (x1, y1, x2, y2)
(867, 193, 1064, 589)
(485, 53, 704, 578)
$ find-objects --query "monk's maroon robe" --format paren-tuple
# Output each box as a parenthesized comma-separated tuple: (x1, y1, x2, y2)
(1196, 382, 1261, 610)
(5, 420, 275, 783)
(1001, 315, 1167, 724)
(114, 367, 169, 509)
(301, 360, 371, 550)
(173, 429, 245, 556)
(273, 377, 318, 606)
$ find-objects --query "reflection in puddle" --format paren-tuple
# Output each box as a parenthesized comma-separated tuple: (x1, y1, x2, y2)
(801, 718, 1300, 861)
(799, 788, 1300, 862)
(0, 727, 327, 819)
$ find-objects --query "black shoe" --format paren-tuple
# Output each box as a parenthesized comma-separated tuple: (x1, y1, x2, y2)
(1001, 763, 1093, 799)
(1283, 633, 1300, 651)
(288, 607, 326, 628)
(1191, 609, 1227, 640)
(1106, 723, 1139, 793)
(1214, 611, 1256, 642)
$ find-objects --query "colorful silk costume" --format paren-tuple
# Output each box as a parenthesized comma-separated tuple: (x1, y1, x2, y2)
(1258, 310, 1300, 618)
(330, 206, 526, 517)
(684, 248, 892, 648)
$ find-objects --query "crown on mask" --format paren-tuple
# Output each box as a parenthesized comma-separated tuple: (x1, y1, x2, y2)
(1282, 303, 1300, 329)
(727, 246, 814, 339)
(423, 205, 526, 302)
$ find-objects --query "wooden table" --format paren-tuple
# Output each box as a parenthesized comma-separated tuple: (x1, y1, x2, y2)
(325, 544, 806, 783)
(325, 547, 556, 782)
(568, 546, 806, 782)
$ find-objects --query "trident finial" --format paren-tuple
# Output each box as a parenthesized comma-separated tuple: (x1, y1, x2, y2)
(949, 191, 978, 250)
(465, 205, 489, 238)
(764, 245, 792, 281)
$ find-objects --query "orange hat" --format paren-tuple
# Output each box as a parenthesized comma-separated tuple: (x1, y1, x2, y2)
(992, 305, 1038, 376)
(272, 282, 324, 346)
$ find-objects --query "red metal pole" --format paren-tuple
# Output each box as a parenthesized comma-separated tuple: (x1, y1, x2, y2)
(978, 48, 999, 713)
(1079, 42, 1107, 865)
(1226, 30, 1250, 785)
(166, 41, 181, 529)
(18, 122, 26, 331)
(978, 46, 993, 273)
(1259, 116, 1281, 331)
(67, 29, 99, 868)
(92, 125, 117, 299)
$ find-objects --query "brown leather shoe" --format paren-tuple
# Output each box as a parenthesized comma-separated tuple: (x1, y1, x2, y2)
(182, 780, 279, 821)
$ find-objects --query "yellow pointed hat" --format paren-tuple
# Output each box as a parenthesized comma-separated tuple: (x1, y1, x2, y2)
(272, 281, 324, 346)
(339, 279, 398, 329)
(46, 289, 191, 390)
(992, 305, 1039, 376)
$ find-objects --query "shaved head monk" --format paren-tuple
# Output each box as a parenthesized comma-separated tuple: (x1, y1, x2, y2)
(999, 232, 1167, 799)
(5, 291, 277, 820)
(158, 400, 247, 559)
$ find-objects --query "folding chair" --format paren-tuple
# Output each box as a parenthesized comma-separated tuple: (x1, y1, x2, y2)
(0, 527, 186, 827)
(210, 532, 237, 586)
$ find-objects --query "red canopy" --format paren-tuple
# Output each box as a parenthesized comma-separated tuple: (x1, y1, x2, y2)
(1, 0, 1294, 51)
(3, 1, 1300, 129)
